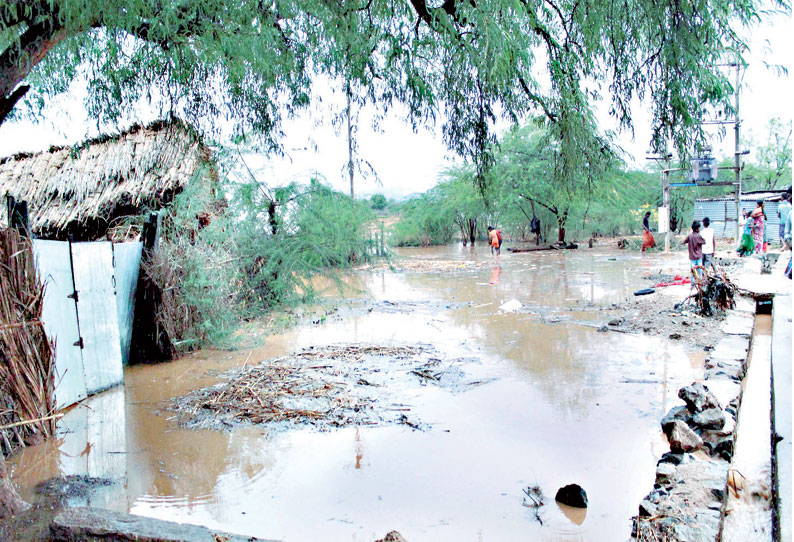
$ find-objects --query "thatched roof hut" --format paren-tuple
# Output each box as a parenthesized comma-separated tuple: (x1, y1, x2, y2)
(0, 119, 215, 240)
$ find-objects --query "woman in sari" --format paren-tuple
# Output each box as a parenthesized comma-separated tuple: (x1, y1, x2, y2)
(737, 215, 754, 256)
(641, 211, 656, 251)
(751, 201, 766, 254)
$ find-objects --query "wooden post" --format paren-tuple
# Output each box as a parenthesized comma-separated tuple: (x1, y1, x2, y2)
(141, 212, 161, 253)
(379, 221, 385, 256)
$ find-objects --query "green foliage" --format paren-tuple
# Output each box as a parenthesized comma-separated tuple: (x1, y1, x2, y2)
(1, 0, 777, 170)
(370, 193, 388, 211)
(742, 117, 792, 191)
(149, 174, 374, 352)
(390, 190, 456, 246)
(393, 123, 665, 243)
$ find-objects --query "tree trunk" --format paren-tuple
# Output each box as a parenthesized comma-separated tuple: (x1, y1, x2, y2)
(467, 218, 476, 245)
(557, 211, 567, 243)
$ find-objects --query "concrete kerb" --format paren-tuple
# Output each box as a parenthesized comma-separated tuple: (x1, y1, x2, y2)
(630, 254, 791, 541)
(771, 294, 791, 542)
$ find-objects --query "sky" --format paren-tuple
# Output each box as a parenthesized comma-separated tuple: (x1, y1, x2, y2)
(0, 9, 790, 201)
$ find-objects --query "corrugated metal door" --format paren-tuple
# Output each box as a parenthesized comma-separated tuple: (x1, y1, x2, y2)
(112, 242, 142, 366)
(33, 240, 87, 409)
(71, 242, 123, 395)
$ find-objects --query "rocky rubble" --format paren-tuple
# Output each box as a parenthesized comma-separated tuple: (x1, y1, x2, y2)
(631, 325, 752, 542)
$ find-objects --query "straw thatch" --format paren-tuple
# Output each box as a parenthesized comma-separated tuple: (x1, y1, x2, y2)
(0, 119, 214, 240)
(0, 228, 55, 457)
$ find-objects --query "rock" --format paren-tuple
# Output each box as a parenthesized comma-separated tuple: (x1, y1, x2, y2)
(0, 456, 29, 519)
(669, 332, 683, 340)
(661, 405, 693, 427)
(555, 484, 588, 508)
(597, 325, 609, 332)
(639, 499, 658, 517)
(659, 452, 684, 466)
(656, 462, 676, 485)
(711, 487, 725, 500)
(375, 532, 407, 542)
(663, 420, 703, 453)
(678, 383, 721, 413)
(50, 507, 278, 542)
(691, 408, 725, 430)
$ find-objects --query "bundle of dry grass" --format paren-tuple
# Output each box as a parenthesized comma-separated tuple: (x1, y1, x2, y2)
(0, 228, 55, 455)
(132, 244, 206, 362)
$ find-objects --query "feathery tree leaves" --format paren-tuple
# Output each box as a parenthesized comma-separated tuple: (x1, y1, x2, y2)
(1, 0, 779, 170)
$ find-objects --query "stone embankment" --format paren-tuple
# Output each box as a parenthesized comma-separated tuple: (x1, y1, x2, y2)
(632, 253, 790, 542)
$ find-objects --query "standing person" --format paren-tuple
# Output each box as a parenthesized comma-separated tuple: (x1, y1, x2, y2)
(784, 207, 792, 280)
(641, 211, 656, 252)
(700, 217, 716, 271)
(737, 211, 755, 257)
(778, 193, 791, 246)
(750, 201, 766, 255)
(683, 220, 706, 276)
(530, 214, 543, 246)
(488, 226, 502, 257)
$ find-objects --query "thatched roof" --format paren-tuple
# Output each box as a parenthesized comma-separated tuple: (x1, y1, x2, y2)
(0, 119, 213, 240)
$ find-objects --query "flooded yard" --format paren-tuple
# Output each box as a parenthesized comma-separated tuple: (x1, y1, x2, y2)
(9, 245, 710, 541)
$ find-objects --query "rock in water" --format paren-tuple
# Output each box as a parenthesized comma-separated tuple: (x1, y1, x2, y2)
(555, 484, 588, 508)
(678, 383, 721, 413)
(663, 420, 703, 453)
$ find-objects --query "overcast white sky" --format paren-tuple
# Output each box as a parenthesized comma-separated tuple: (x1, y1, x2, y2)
(0, 10, 790, 200)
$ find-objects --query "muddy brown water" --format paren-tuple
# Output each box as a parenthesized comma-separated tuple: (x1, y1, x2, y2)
(10, 246, 707, 541)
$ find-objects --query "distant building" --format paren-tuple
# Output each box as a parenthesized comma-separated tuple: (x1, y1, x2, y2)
(694, 189, 791, 242)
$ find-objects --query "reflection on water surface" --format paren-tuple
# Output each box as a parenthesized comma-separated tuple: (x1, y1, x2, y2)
(11, 246, 703, 541)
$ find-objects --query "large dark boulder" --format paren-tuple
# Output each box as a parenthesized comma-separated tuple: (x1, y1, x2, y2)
(678, 383, 721, 413)
(555, 484, 588, 508)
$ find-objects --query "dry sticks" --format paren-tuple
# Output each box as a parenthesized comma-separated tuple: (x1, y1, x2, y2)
(0, 228, 55, 455)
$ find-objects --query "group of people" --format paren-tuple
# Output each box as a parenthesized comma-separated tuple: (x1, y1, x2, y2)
(737, 194, 792, 257)
(683, 217, 717, 276)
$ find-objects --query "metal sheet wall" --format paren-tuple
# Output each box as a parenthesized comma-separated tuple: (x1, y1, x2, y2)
(33, 240, 140, 408)
(113, 242, 142, 366)
(33, 240, 87, 409)
(694, 199, 782, 242)
(71, 242, 124, 395)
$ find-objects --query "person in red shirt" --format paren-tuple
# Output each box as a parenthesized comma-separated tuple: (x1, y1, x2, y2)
(683, 220, 706, 277)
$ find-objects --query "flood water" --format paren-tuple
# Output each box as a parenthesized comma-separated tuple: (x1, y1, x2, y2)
(10, 245, 706, 541)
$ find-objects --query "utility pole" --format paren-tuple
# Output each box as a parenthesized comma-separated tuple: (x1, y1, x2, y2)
(733, 57, 742, 242)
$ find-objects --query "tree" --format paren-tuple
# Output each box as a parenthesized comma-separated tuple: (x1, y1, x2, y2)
(0, 0, 772, 169)
(370, 194, 387, 210)
(744, 117, 792, 191)
(436, 166, 490, 245)
(490, 123, 617, 242)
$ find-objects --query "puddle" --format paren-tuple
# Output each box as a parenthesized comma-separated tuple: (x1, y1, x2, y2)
(10, 246, 706, 541)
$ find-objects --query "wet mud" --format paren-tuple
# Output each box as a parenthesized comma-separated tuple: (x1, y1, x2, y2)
(7, 246, 721, 541)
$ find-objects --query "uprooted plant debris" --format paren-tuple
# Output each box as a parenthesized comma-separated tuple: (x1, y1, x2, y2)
(167, 344, 485, 432)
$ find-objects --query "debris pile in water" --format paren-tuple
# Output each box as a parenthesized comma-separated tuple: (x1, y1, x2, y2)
(168, 344, 482, 432)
